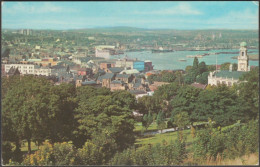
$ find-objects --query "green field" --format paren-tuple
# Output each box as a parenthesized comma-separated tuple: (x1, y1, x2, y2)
(134, 122, 158, 132)
(135, 129, 193, 147)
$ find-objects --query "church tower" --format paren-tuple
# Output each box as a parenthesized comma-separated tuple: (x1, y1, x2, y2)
(237, 42, 249, 71)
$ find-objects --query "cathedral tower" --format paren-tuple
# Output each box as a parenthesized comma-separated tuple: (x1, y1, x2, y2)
(237, 42, 249, 71)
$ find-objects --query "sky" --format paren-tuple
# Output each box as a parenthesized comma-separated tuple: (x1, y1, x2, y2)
(1, 1, 259, 30)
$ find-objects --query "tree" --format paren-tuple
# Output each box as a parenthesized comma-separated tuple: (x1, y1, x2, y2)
(142, 113, 153, 130)
(47, 83, 77, 143)
(193, 57, 199, 69)
(2, 75, 54, 154)
(75, 141, 104, 165)
(198, 61, 207, 74)
(174, 112, 190, 130)
(196, 72, 209, 84)
(74, 94, 135, 151)
(156, 111, 166, 133)
(238, 67, 259, 118)
(171, 85, 201, 124)
(174, 71, 183, 85)
(220, 62, 230, 70)
(184, 73, 196, 84)
(174, 112, 190, 141)
(153, 83, 179, 101)
(111, 90, 137, 111)
(192, 85, 250, 127)
(137, 96, 160, 115)
(185, 66, 193, 73)
(161, 71, 176, 82)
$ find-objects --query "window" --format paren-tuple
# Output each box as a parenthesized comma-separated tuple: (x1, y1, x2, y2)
(222, 81, 226, 84)
(242, 52, 244, 56)
(228, 82, 232, 86)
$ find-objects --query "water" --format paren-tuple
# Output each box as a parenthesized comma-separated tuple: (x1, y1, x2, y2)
(111, 49, 259, 70)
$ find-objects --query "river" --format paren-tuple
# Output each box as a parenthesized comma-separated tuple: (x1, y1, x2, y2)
(111, 49, 259, 70)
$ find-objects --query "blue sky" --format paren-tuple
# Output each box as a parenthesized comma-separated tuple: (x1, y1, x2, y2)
(1, 1, 259, 30)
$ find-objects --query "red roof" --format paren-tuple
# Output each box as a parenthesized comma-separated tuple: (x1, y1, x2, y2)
(190, 83, 207, 89)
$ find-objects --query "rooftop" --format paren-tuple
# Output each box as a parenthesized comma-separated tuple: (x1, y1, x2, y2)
(214, 70, 247, 80)
(190, 83, 207, 89)
(116, 74, 131, 78)
(98, 73, 115, 80)
(120, 69, 140, 74)
(108, 67, 124, 73)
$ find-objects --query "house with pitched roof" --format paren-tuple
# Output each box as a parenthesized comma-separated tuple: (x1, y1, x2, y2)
(97, 73, 115, 88)
(115, 74, 134, 83)
(110, 80, 126, 91)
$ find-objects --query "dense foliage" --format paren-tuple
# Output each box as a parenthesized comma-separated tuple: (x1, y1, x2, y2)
(2, 75, 136, 165)
(109, 133, 187, 165)
(147, 71, 177, 83)
(1, 65, 259, 165)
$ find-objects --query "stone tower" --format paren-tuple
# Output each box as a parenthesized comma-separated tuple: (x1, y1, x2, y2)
(237, 42, 249, 71)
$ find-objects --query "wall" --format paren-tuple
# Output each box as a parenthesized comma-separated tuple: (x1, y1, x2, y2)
(133, 61, 145, 72)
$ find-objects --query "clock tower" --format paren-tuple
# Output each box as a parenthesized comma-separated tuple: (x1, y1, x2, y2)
(237, 42, 249, 71)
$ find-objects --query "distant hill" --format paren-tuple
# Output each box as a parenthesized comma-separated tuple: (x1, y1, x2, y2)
(68, 26, 149, 33)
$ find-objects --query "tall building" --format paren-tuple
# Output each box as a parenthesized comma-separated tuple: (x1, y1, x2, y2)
(17, 29, 33, 35)
(208, 42, 250, 86)
(237, 42, 249, 72)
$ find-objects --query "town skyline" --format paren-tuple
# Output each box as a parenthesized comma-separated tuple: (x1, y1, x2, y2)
(2, 1, 259, 30)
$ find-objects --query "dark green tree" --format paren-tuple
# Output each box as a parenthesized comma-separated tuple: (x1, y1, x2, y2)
(142, 113, 153, 130)
(198, 61, 208, 74)
(193, 57, 199, 69)
(156, 111, 166, 133)
(196, 72, 209, 84)
(2, 75, 54, 154)
(171, 85, 201, 124)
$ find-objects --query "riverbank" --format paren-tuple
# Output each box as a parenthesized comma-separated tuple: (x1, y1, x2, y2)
(231, 54, 259, 61)
(112, 49, 259, 70)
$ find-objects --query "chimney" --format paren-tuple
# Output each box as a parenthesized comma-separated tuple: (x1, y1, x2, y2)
(229, 64, 233, 72)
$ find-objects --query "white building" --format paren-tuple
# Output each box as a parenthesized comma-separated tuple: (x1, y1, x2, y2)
(95, 48, 111, 59)
(4, 64, 52, 76)
(95, 45, 116, 59)
(4, 64, 35, 75)
(34, 66, 52, 76)
(115, 59, 134, 69)
(208, 42, 249, 86)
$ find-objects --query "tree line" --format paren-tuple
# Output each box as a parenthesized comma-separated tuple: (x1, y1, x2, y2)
(2, 75, 137, 164)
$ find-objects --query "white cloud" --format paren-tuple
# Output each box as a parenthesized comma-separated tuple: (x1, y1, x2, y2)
(206, 8, 258, 29)
(134, 2, 202, 15)
(2, 2, 76, 14)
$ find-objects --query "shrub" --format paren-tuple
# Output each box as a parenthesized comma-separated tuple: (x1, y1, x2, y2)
(22, 140, 54, 166)
(74, 141, 105, 165)
(53, 142, 76, 165)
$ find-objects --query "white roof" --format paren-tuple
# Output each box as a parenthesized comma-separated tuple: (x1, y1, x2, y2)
(119, 69, 140, 74)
